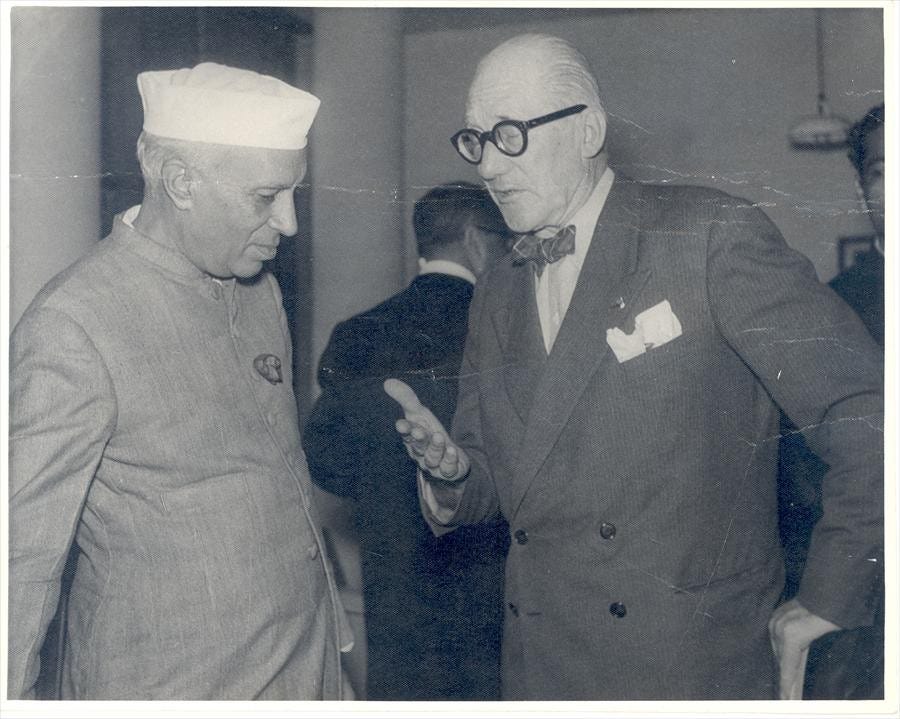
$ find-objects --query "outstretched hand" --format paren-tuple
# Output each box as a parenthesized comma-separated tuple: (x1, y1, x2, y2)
(769, 598, 841, 699)
(384, 379, 469, 482)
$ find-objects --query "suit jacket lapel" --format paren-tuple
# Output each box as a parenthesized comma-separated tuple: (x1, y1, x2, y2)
(509, 178, 651, 519)
(495, 266, 547, 423)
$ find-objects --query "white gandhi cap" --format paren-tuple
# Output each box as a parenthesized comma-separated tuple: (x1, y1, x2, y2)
(137, 62, 320, 150)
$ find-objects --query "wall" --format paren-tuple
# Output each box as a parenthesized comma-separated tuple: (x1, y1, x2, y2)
(403, 7, 884, 282)
(309, 9, 407, 402)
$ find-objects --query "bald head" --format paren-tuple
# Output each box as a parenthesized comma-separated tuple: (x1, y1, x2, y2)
(469, 34, 602, 117)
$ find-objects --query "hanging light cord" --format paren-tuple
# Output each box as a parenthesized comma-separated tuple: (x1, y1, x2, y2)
(815, 9, 827, 115)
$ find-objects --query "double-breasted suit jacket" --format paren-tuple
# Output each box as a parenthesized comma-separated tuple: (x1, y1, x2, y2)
(8, 212, 349, 699)
(429, 177, 883, 700)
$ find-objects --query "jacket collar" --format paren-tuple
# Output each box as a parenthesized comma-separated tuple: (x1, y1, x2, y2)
(115, 205, 208, 283)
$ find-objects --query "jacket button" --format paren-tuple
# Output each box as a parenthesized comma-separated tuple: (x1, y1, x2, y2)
(508, 602, 519, 617)
(599, 522, 617, 540)
(609, 602, 627, 618)
(514, 529, 529, 545)
(307, 544, 319, 560)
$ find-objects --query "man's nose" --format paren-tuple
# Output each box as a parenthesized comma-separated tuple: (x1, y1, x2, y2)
(269, 191, 298, 236)
(477, 141, 508, 181)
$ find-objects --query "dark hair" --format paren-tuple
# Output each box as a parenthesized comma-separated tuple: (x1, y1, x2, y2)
(847, 103, 884, 176)
(412, 181, 510, 258)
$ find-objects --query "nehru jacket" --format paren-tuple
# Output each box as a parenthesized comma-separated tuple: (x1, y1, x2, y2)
(8, 211, 349, 699)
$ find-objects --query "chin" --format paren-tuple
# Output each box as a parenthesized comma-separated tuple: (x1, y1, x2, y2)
(501, 212, 538, 235)
(503, 204, 550, 235)
(232, 263, 264, 279)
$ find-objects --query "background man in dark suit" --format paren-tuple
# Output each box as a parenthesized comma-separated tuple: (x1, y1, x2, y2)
(303, 182, 512, 699)
(778, 103, 885, 699)
(385, 34, 883, 700)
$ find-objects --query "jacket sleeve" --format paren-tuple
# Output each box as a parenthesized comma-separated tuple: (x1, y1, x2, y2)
(705, 197, 883, 629)
(303, 324, 357, 498)
(8, 307, 117, 698)
(302, 320, 401, 500)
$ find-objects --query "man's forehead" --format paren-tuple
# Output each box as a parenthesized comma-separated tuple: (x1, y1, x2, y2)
(214, 146, 306, 185)
(465, 72, 548, 125)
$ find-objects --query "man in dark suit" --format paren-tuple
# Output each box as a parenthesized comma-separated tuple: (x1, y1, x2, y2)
(384, 34, 883, 700)
(303, 182, 512, 699)
(831, 103, 884, 345)
(779, 103, 885, 699)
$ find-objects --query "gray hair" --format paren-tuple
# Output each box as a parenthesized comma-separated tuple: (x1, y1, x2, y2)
(135, 131, 223, 182)
(485, 34, 603, 109)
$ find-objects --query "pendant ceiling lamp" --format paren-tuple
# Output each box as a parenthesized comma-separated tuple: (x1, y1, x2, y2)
(788, 9, 849, 150)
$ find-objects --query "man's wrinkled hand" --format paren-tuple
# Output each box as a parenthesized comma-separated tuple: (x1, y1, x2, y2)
(768, 598, 841, 699)
(384, 379, 470, 481)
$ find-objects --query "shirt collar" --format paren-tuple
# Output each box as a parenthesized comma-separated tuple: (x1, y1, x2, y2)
(566, 166, 615, 263)
(417, 258, 476, 285)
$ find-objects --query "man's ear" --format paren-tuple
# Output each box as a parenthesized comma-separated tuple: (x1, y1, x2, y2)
(161, 157, 194, 210)
(462, 224, 488, 275)
(854, 176, 868, 205)
(582, 107, 608, 159)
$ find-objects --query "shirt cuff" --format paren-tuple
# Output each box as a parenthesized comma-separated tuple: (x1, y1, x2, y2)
(418, 468, 465, 525)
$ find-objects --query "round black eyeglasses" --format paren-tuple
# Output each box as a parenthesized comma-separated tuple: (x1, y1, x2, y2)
(451, 104, 587, 165)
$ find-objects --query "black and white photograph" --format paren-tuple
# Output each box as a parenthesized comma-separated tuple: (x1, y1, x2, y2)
(1, 1, 896, 715)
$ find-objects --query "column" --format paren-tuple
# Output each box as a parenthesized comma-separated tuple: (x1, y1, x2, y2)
(309, 8, 408, 377)
(9, 6, 101, 329)
(304, 9, 408, 698)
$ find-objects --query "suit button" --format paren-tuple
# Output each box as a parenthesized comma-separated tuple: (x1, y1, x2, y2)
(599, 522, 617, 540)
(609, 602, 627, 618)
(508, 602, 519, 617)
(514, 529, 529, 545)
(307, 544, 319, 560)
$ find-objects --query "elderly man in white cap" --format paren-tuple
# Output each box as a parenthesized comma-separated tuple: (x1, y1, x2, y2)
(8, 63, 351, 700)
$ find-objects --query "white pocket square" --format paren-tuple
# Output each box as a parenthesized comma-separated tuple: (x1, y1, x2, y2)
(606, 300, 683, 363)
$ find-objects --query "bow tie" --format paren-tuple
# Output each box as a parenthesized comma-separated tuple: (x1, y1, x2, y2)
(512, 225, 576, 276)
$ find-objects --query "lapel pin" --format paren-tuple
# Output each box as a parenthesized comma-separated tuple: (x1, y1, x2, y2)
(254, 354, 283, 385)
(612, 297, 625, 310)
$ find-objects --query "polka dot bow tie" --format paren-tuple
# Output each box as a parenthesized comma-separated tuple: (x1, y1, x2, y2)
(512, 225, 576, 276)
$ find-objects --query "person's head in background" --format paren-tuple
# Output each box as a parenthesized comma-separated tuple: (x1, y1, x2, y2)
(413, 181, 513, 279)
(847, 103, 884, 245)
(133, 62, 320, 279)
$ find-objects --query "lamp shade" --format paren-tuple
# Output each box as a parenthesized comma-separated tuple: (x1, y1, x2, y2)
(788, 9, 849, 151)
(788, 112, 849, 149)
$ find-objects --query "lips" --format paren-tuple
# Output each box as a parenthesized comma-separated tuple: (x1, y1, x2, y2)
(491, 188, 523, 203)
(252, 245, 278, 261)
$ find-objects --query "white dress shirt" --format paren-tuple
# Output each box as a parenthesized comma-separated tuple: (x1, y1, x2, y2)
(417, 257, 476, 285)
(536, 167, 615, 352)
